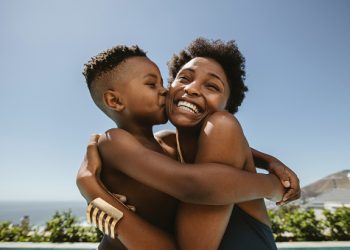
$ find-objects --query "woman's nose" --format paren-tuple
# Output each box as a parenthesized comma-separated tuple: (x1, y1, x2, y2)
(184, 82, 200, 96)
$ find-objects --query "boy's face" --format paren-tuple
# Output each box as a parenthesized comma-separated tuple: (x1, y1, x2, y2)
(116, 56, 167, 125)
(166, 57, 230, 128)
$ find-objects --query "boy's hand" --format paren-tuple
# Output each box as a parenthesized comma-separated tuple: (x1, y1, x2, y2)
(268, 160, 301, 205)
(267, 173, 286, 202)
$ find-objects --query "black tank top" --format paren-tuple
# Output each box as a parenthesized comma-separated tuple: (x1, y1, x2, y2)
(219, 206, 278, 250)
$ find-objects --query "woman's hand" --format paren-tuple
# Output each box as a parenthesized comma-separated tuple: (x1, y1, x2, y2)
(77, 134, 137, 212)
(78, 134, 102, 178)
(268, 160, 301, 205)
(112, 194, 136, 212)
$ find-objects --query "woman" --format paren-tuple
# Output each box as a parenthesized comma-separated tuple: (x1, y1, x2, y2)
(77, 38, 300, 249)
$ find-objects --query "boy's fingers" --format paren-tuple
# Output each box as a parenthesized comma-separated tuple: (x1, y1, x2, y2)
(281, 167, 291, 188)
(290, 191, 301, 201)
(290, 178, 300, 190)
(285, 168, 300, 190)
(282, 190, 293, 202)
(283, 180, 291, 188)
(282, 188, 299, 202)
(276, 200, 284, 206)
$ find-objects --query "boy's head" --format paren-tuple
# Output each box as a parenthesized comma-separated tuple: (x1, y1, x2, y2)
(83, 45, 167, 126)
(167, 38, 248, 114)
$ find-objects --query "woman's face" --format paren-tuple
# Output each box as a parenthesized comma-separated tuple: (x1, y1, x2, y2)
(166, 57, 231, 128)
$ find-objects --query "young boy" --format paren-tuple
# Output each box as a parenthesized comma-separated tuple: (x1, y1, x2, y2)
(77, 43, 299, 249)
(79, 45, 179, 249)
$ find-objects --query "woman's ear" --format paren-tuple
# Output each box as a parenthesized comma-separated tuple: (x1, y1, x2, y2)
(103, 90, 125, 112)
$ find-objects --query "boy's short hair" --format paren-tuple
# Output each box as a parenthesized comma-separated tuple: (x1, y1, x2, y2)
(167, 38, 247, 114)
(83, 45, 147, 116)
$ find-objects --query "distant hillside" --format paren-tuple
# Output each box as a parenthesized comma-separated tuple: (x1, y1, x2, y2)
(301, 169, 350, 200)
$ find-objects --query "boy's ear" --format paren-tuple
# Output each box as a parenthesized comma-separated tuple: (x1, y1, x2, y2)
(103, 90, 125, 112)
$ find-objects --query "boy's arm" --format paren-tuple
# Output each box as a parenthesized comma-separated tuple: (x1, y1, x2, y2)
(98, 128, 283, 205)
(76, 135, 178, 250)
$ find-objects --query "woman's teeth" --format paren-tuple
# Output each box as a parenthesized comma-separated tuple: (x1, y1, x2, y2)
(177, 101, 199, 114)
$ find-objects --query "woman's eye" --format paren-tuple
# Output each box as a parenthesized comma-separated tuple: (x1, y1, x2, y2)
(206, 84, 220, 91)
(178, 76, 190, 82)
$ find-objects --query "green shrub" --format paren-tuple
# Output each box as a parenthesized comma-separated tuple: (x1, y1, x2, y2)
(0, 210, 102, 242)
(323, 207, 350, 240)
(284, 208, 324, 241)
(1, 206, 350, 242)
(269, 206, 350, 242)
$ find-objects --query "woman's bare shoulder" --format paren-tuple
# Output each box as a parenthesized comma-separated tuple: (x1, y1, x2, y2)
(202, 111, 243, 137)
(197, 112, 249, 168)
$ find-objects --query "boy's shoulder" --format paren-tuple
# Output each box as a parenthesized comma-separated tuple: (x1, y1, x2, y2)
(102, 127, 135, 140)
(99, 128, 139, 151)
(104, 127, 131, 135)
(154, 130, 177, 159)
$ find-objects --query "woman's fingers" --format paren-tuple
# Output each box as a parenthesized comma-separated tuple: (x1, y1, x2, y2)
(113, 193, 127, 203)
(127, 205, 136, 212)
(112, 193, 136, 212)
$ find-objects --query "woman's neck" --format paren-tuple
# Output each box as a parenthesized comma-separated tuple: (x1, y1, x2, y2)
(176, 127, 201, 163)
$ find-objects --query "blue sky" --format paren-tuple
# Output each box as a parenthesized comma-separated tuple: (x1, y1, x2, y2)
(0, 0, 349, 201)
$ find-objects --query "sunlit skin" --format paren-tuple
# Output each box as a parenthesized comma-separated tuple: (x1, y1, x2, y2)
(89, 57, 179, 249)
(166, 57, 230, 129)
(165, 57, 232, 165)
(104, 56, 168, 128)
(77, 56, 300, 249)
(163, 57, 271, 248)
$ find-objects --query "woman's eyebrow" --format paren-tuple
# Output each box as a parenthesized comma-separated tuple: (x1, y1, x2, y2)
(208, 73, 225, 87)
(179, 68, 195, 74)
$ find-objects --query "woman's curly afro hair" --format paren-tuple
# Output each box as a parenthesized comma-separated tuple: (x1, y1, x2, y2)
(168, 38, 248, 114)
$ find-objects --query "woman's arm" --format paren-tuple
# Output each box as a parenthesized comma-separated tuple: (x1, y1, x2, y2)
(175, 112, 259, 249)
(251, 148, 301, 204)
(98, 128, 283, 205)
(76, 135, 178, 250)
(176, 112, 289, 249)
(155, 130, 300, 204)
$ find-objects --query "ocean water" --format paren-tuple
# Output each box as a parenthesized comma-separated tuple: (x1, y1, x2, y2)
(0, 201, 87, 226)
